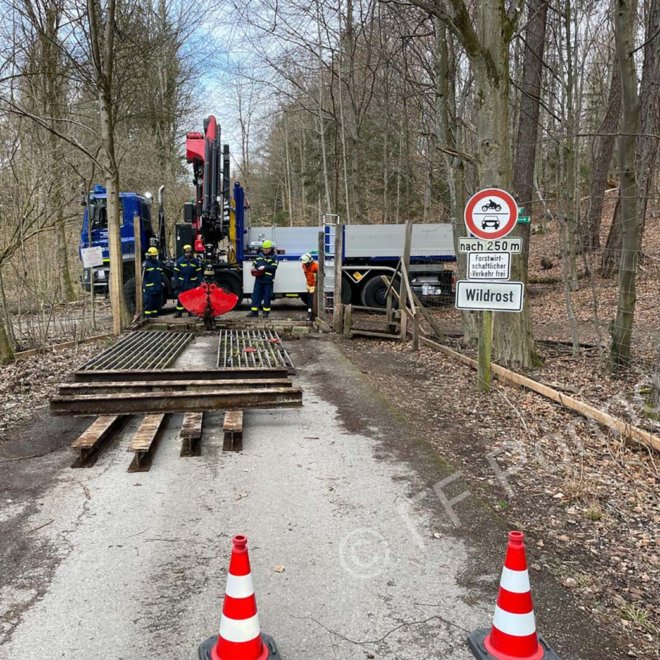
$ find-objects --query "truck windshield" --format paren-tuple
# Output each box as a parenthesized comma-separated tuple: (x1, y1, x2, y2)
(90, 199, 107, 230)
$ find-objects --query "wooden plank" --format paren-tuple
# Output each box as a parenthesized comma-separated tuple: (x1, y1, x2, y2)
(71, 415, 127, 468)
(350, 329, 399, 339)
(15, 334, 113, 361)
(420, 337, 660, 453)
(51, 387, 303, 416)
(223, 410, 244, 451)
(180, 412, 203, 457)
(60, 378, 293, 395)
(128, 414, 167, 472)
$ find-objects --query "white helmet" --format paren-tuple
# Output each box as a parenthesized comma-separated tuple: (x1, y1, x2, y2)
(300, 253, 312, 263)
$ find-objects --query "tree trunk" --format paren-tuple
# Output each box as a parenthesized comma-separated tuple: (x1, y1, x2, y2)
(601, 196, 622, 277)
(635, 0, 660, 237)
(486, 0, 540, 369)
(42, 4, 75, 302)
(582, 59, 621, 252)
(610, 0, 641, 371)
(88, 0, 128, 335)
(0, 269, 14, 363)
(507, 0, 548, 366)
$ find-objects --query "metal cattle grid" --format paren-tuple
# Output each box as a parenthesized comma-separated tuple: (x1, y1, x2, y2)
(217, 329, 295, 372)
(80, 331, 194, 371)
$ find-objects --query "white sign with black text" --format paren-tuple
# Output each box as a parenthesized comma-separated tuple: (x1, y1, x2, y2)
(458, 237, 523, 254)
(80, 246, 104, 269)
(455, 281, 524, 312)
(467, 252, 511, 280)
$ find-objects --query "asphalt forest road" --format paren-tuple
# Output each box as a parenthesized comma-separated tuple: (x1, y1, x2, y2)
(0, 335, 621, 659)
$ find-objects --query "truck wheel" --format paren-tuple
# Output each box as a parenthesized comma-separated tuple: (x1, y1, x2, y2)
(361, 275, 399, 309)
(341, 274, 353, 304)
(215, 272, 242, 311)
(123, 277, 136, 315)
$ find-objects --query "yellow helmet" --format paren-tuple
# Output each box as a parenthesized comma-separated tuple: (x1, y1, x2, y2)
(183, 244, 192, 252)
(262, 240, 274, 249)
(147, 247, 158, 256)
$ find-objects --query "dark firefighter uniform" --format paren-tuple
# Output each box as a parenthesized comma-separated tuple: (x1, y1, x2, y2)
(173, 246, 202, 317)
(142, 249, 165, 317)
(248, 241, 278, 317)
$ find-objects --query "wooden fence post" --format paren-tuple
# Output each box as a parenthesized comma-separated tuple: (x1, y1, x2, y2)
(343, 304, 352, 338)
(399, 220, 413, 340)
(133, 214, 143, 319)
(333, 222, 344, 333)
(315, 231, 326, 323)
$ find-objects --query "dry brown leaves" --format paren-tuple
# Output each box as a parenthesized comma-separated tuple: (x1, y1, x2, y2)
(0, 343, 102, 441)
(343, 339, 659, 658)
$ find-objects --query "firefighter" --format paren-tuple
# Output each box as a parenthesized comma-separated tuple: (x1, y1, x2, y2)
(173, 244, 202, 317)
(142, 246, 165, 317)
(300, 252, 319, 321)
(247, 239, 278, 317)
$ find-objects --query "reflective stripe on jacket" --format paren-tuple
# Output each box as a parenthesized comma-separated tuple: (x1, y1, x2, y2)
(174, 255, 202, 291)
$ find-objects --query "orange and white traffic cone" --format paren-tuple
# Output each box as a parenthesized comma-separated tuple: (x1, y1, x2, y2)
(467, 531, 559, 660)
(198, 535, 280, 660)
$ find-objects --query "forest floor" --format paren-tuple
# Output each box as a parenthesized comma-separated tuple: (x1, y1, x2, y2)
(1, 202, 658, 657)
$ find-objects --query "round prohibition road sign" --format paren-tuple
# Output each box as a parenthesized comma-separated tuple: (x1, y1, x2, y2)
(464, 188, 518, 240)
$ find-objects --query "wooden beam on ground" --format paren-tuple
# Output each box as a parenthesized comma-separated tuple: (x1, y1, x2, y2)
(351, 329, 400, 339)
(180, 412, 203, 457)
(128, 414, 167, 471)
(420, 337, 660, 453)
(223, 410, 244, 451)
(71, 415, 127, 468)
(73, 368, 290, 383)
(50, 386, 303, 416)
(14, 334, 113, 361)
(59, 378, 293, 396)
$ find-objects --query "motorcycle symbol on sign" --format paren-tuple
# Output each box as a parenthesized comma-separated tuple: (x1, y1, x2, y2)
(481, 199, 502, 212)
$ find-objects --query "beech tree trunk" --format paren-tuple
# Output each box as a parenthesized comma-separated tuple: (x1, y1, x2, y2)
(610, 0, 641, 370)
(88, 0, 129, 334)
(582, 60, 621, 252)
(508, 0, 548, 365)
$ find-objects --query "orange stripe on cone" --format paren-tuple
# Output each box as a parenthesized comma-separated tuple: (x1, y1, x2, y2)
(484, 531, 543, 660)
(211, 535, 269, 660)
(468, 531, 559, 660)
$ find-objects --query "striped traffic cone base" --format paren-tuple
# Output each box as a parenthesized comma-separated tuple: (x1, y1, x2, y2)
(198, 632, 281, 660)
(198, 535, 280, 660)
(467, 531, 560, 660)
(467, 629, 559, 660)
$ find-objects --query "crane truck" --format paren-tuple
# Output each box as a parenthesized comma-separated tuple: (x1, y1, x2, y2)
(80, 115, 457, 315)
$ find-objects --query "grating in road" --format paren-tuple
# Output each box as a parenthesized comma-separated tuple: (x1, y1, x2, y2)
(217, 329, 295, 371)
(80, 331, 194, 371)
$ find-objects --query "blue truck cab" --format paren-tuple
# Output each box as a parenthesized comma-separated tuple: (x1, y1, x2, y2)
(80, 185, 155, 292)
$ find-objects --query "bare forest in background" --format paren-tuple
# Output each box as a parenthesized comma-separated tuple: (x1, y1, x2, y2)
(0, 0, 658, 381)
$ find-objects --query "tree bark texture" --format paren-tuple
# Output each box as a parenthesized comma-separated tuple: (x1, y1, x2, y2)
(88, 0, 129, 334)
(582, 60, 621, 252)
(506, 0, 548, 366)
(603, 0, 658, 279)
(610, 0, 641, 370)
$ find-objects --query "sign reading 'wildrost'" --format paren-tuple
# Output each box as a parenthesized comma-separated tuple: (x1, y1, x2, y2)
(456, 281, 524, 312)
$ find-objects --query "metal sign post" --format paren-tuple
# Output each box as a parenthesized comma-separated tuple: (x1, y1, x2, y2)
(459, 188, 525, 392)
